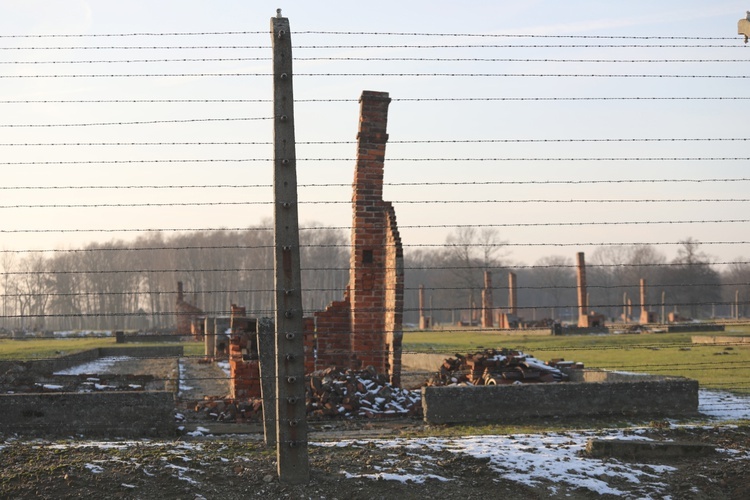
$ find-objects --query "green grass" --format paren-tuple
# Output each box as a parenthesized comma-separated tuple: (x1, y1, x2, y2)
(0, 337, 204, 360)
(3, 328, 748, 394)
(403, 328, 750, 394)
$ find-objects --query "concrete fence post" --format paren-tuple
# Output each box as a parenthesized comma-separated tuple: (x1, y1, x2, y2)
(270, 11, 309, 484)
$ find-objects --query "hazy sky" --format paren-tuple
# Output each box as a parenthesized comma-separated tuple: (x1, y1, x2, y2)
(0, 0, 748, 267)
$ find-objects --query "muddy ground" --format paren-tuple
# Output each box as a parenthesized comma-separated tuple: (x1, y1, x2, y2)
(1, 425, 749, 499)
(2, 357, 749, 498)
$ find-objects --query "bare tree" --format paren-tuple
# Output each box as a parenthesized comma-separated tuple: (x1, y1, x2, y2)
(589, 245, 666, 319)
(442, 227, 507, 323)
(15, 253, 52, 331)
(1, 252, 17, 330)
(299, 223, 348, 314)
(532, 255, 575, 320)
(722, 259, 750, 318)
(663, 238, 721, 318)
(48, 252, 85, 331)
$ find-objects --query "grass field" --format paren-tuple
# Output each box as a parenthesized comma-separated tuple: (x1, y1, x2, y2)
(2, 327, 748, 393)
(403, 326, 750, 393)
(0, 337, 205, 360)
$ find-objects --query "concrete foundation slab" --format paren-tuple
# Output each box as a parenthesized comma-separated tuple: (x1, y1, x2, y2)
(585, 438, 716, 459)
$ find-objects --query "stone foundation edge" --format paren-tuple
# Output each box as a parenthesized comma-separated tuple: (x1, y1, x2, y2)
(422, 376, 699, 424)
(0, 391, 176, 438)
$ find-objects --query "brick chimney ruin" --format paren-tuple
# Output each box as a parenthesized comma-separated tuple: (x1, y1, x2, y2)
(313, 90, 404, 386)
(576, 252, 605, 329)
(639, 278, 657, 323)
(481, 271, 494, 328)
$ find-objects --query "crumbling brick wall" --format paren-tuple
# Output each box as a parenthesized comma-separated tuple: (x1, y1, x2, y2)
(228, 305, 261, 398)
(383, 206, 404, 386)
(311, 298, 351, 370)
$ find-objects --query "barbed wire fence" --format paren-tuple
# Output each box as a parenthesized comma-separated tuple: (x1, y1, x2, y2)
(0, 27, 749, 404)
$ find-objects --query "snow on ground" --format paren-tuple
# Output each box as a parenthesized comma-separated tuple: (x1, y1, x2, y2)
(177, 360, 193, 396)
(217, 360, 230, 377)
(310, 390, 750, 497)
(6, 426, 746, 498)
(52, 356, 133, 375)
(7, 351, 750, 498)
(322, 428, 678, 498)
(43, 356, 750, 496)
(36, 383, 64, 391)
(699, 389, 750, 421)
(30, 441, 207, 486)
(52, 331, 113, 338)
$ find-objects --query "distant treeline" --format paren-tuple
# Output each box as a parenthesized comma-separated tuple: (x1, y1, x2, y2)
(1, 225, 746, 332)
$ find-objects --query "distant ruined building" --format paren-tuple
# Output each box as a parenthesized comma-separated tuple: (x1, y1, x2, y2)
(175, 281, 203, 336)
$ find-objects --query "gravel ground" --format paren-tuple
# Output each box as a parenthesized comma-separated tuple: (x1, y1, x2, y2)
(1, 424, 749, 499)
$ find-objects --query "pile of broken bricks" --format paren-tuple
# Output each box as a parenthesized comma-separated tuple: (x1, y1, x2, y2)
(428, 348, 574, 386)
(190, 366, 422, 423)
(306, 366, 421, 419)
(192, 397, 263, 423)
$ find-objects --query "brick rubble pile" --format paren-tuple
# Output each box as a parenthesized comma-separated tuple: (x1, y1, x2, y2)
(191, 366, 422, 423)
(307, 366, 421, 418)
(428, 348, 571, 386)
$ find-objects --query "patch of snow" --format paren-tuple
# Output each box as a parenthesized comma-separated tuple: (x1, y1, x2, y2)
(342, 470, 452, 483)
(53, 356, 132, 375)
(319, 429, 682, 497)
(46, 441, 153, 451)
(217, 361, 230, 377)
(164, 463, 201, 485)
(36, 383, 64, 391)
(699, 389, 750, 421)
(85, 463, 104, 474)
(187, 426, 211, 437)
(178, 360, 193, 395)
(53, 330, 113, 338)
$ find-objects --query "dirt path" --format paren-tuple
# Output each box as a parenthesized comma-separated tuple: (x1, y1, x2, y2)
(178, 357, 230, 400)
(93, 357, 177, 391)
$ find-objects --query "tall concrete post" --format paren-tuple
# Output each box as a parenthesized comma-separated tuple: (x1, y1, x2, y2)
(576, 252, 589, 327)
(418, 285, 430, 330)
(508, 272, 517, 316)
(623, 292, 629, 323)
(481, 271, 493, 328)
(639, 278, 654, 323)
(257, 317, 276, 447)
(736, 289, 741, 319)
(204, 316, 216, 358)
(271, 11, 308, 484)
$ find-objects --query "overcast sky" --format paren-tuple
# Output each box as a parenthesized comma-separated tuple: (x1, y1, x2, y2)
(0, 0, 748, 267)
